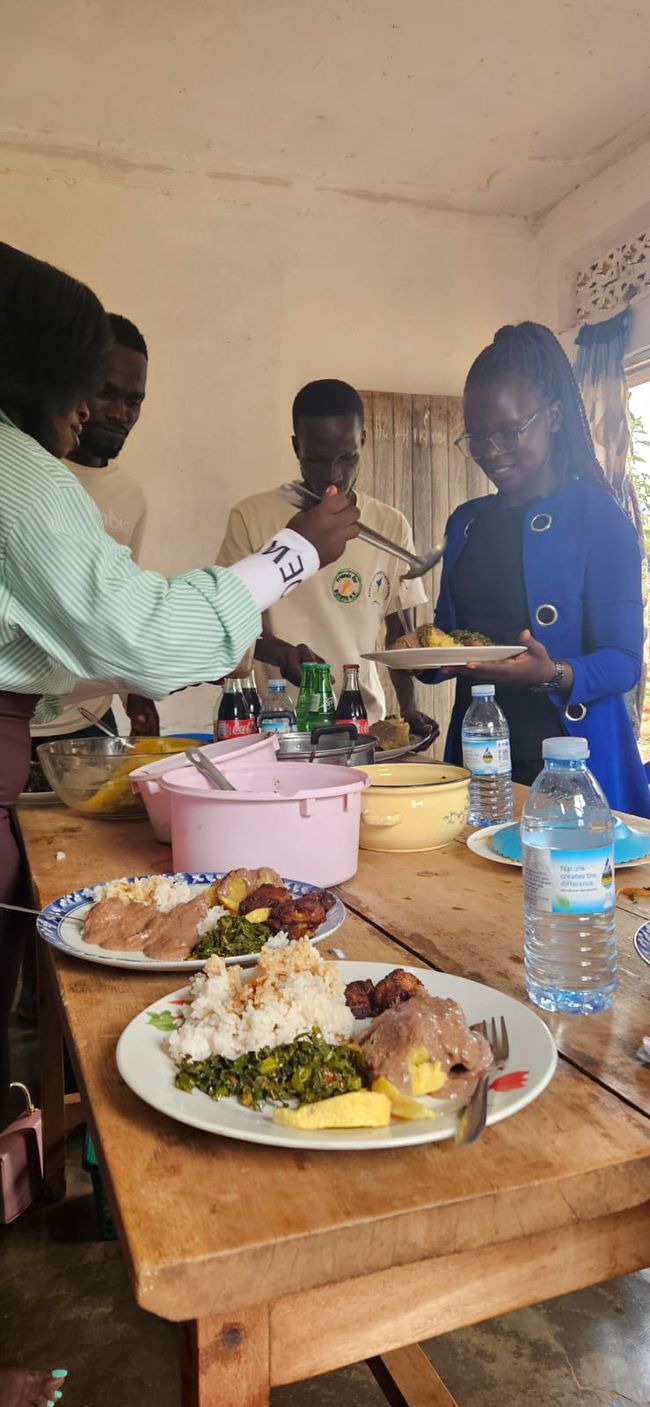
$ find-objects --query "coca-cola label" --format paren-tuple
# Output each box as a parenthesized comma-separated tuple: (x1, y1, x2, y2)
(336, 717, 369, 734)
(216, 719, 257, 740)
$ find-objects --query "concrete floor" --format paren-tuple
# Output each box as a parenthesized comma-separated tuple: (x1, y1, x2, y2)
(3, 1011, 650, 1407)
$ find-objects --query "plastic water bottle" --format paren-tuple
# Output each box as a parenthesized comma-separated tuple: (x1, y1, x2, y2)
(521, 737, 616, 1015)
(257, 679, 297, 735)
(461, 684, 513, 826)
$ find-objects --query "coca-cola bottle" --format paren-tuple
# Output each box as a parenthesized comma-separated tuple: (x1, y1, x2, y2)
(334, 664, 369, 734)
(214, 678, 258, 741)
(242, 670, 261, 722)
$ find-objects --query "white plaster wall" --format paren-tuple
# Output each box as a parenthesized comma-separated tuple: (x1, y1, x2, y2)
(1, 158, 536, 732)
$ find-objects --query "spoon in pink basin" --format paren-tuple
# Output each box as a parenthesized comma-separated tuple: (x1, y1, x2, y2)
(184, 748, 237, 792)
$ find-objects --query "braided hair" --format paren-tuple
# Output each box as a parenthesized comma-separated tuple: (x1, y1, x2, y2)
(464, 321, 610, 491)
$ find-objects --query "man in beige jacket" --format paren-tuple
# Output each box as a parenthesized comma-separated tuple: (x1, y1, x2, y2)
(217, 378, 436, 733)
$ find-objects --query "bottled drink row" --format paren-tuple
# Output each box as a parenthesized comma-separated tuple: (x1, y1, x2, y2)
(215, 663, 369, 740)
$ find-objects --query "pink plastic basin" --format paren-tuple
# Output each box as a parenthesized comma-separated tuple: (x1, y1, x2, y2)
(160, 760, 369, 886)
(129, 735, 276, 843)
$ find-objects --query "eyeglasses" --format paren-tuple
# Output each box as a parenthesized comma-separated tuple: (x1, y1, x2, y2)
(454, 405, 550, 462)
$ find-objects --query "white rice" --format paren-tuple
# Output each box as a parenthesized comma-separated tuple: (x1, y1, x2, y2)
(194, 904, 229, 938)
(93, 874, 198, 912)
(168, 939, 353, 1064)
(265, 931, 289, 951)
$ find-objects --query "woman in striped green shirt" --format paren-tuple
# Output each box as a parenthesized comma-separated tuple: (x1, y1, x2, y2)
(0, 242, 359, 1136)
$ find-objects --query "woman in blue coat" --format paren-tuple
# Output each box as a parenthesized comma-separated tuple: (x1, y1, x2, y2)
(422, 321, 650, 817)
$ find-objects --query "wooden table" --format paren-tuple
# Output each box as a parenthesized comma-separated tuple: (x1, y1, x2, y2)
(20, 791, 650, 1407)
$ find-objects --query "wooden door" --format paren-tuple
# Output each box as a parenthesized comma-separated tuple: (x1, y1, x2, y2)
(358, 391, 492, 751)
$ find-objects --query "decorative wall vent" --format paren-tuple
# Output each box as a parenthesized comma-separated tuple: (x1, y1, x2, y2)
(575, 229, 650, 320)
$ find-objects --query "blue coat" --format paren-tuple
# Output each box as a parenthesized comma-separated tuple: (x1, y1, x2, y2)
(420, 478, 650, 818)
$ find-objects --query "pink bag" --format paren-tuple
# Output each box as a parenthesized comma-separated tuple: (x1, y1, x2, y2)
(0, 1083, 43, 1223)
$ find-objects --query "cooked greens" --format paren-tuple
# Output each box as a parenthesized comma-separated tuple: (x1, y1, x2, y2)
(450, 629, 493, 646)
(25, 761, 52, 794)
(189, 913, 272, 960)
(175, 1029, 366, 1108)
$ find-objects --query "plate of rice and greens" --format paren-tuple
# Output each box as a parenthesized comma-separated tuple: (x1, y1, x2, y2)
(364, 624, 526, 672)
(116, 942, 557, 1151)
(36, 867, 344, 972)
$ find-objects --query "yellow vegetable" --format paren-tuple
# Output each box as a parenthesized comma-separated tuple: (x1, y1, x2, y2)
(272, 1091, 391, 1130)
(77, 757, 143, 814)
(406, 1047, 447, 1096)
(416, 624, 456, 648)
(372, 1077, 438, 1121)
(214, 871, 250, 914)
(77, 737, 198, 816)
(243, 907, 271, 924)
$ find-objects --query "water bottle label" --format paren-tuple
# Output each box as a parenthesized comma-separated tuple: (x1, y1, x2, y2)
(258, 718, 292, 734)
(523, 844, 615, 915)
(462, 738, 511, 776)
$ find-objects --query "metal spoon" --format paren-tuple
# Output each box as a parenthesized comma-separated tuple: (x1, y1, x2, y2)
(184, 748, 236, 791)
(0, 901, 84, 926)
(79, 707, 137, 750)
(279, 481, 446, 580)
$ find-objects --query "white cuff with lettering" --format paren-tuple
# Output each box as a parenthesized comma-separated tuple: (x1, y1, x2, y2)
(228, 529, 320, 612)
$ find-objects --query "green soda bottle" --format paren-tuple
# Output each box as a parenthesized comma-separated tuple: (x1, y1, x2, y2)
(296, 662, 336, 732)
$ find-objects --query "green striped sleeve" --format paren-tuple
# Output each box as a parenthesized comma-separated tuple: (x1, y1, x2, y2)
(5, 475, 261, 696)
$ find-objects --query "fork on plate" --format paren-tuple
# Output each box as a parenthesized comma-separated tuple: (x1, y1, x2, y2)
(455, 1016, 510, 1147)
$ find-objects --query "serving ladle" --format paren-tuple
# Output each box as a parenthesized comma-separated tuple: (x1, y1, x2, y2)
(79, 707, 137, 749)
(279, 481, 446, 580)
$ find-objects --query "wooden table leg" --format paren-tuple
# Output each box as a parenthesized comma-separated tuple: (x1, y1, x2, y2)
(181, 1307, 270, 1407)
(368, 1345, 459, 1407)
(37, 943, 66, 1201)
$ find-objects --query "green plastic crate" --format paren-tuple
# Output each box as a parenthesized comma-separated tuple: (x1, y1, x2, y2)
(82, 1133, 116, 1240)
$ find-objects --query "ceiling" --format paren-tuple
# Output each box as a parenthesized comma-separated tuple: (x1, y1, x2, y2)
(3, 0, 650, 220)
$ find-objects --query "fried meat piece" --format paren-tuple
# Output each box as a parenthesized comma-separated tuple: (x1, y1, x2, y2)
(390, 631, 419, 650)
(373, 969, 426, 1012)
(344, 979, 377, 1020)
(240, 884, 290, 915)
(344, 968, 425, 1020)
(267, 891, 328, 940)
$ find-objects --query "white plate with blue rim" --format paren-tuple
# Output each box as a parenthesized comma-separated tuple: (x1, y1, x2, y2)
(633, 923, 650, 967)
(36, 872, 345, 972)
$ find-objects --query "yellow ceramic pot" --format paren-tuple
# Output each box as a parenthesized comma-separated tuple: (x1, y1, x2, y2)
(358, 762, 470, 853)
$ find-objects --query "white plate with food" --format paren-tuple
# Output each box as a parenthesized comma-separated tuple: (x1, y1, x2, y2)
(18, 790, 59, 805)
(116, 949, 557, 1151)
(366, 645, 526, 671)
(467, 820, 650, 870)
(364, 624, 526, 672)
(36, 868, 345, 972)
